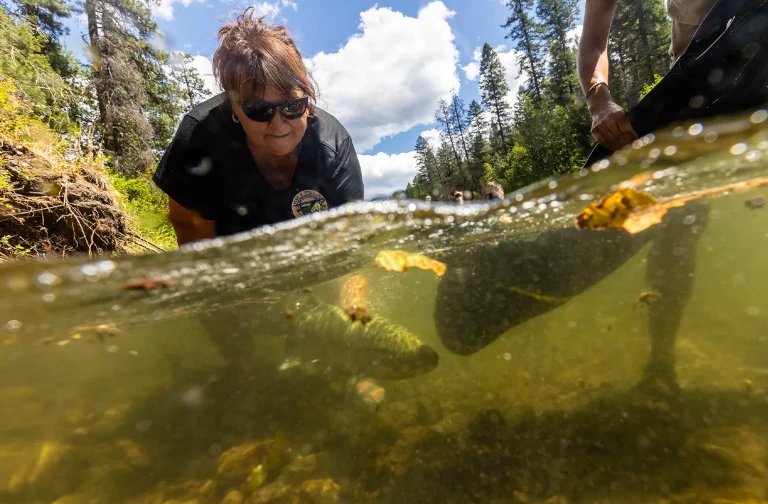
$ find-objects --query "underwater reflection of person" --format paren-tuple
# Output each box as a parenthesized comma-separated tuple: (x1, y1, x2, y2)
(151, 9, 367, 382)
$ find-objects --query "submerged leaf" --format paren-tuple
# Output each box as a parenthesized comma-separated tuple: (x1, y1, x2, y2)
(374, 250, 447, 277)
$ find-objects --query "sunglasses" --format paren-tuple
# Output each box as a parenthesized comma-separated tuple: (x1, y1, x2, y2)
(240, 96, 309, 122)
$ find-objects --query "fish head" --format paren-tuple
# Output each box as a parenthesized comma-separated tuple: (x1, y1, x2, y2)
(361, 337, 439, 380)
(358, 319, 440, 380)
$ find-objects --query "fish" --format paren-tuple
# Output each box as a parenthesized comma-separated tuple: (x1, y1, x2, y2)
(282, 299, 439, 381)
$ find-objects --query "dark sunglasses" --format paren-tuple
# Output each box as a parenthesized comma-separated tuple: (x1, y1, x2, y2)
(240, 96, 309, 122)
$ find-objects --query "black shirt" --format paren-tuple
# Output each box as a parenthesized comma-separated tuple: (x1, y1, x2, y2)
(153, 93, 364, 237)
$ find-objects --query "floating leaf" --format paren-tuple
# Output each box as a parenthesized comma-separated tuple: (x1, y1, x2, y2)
(575, 177, 768, 235)
(374, 250, 447, 277)
(574, 188, 659, 232)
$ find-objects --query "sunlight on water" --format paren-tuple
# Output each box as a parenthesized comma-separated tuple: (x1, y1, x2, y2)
(1, 110, 768, 503)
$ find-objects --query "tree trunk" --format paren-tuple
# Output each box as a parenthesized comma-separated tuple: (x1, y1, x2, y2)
(85, 0, 112, 152)
(516, 1, 542, 102)
(634, 0, 654, 80)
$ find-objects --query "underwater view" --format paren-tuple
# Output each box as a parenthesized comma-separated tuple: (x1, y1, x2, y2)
(2, 111, 768, 504)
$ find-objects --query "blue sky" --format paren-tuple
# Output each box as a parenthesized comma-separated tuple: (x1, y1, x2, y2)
(63, 0, 585, 198)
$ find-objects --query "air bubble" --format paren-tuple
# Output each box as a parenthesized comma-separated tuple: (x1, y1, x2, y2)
(5, 320, 22, 332)
(704, 132, 719, 143)
(37, 272, 61, 286)
(42, 293, 56, 303)
(751, 110, 768, 124)
(688, 124, 704, 136)
(663, 146, 678, 156)
(730, 143, 748, 155)
(81, 264, 99, 277)
(503, 352, 512, 361)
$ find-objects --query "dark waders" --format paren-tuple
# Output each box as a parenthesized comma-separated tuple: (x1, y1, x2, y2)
(435, 0, 768, 397)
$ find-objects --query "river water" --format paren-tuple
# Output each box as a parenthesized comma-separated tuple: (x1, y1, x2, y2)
(1, 110, 768, 503)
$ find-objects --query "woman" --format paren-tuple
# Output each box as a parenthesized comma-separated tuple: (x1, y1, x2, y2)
(153, 9, 365, 383)
(154, 8, 364, 243)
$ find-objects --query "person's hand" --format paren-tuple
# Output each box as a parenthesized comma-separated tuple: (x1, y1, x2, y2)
(588, 87, 638, 151)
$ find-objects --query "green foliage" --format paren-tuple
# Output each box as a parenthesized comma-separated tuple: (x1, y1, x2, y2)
(536, 0, 579, 106)
(106, 169, 176, 250)
(0, 6, 76, 133)
(639, 73, 664, 100)
(609, 0, 671, 107)
(0, 235, 31, 258)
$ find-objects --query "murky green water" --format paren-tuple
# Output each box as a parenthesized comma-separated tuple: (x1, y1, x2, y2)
(2, 111, 768, 504)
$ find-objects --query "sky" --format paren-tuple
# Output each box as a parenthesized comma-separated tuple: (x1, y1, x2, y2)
(63, 0, 585, 198)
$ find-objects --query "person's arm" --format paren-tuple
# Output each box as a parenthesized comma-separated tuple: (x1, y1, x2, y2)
(153, 115, 219, 246)
(578, 0, 638, 151)
(168, 198, 216, 246)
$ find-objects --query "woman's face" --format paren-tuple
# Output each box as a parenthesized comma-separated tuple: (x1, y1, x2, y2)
(232, 86, 308, 157)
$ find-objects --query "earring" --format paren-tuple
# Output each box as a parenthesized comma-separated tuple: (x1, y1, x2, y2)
(232, 112, 240, 124)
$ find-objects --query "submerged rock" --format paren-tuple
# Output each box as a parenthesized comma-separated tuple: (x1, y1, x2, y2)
(221, 489, 244, 504)
(216, 441, 275, 488)
(4, 441, 84, 499)
(246, 481, 291, 504)
(276, 454, 317, 485)
(297, 479, 340, 504)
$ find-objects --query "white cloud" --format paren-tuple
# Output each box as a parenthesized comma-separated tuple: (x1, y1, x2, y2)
(359, 152, 418, 197)
(305, 1, 461, 153)
(189, 55, 220, 99)
(461, 47, 482, 80)
(420, 128, 442, 151)
(462, 43, 527, 109)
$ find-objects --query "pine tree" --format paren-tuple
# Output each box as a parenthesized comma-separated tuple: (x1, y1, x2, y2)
(466, 99, 490, 191)
(447, 91, 470, 163)
(170, 52, 210, 111)
(12, 0, 74, 77)
(479, 44, 512, 152)
(414, 135, 441, 197)
(435, 98, 462, 169)
(467, 100, 487, 140)
(536, 0, 579, 106)
(503, 0, 545, 102)
(609, 0, 670, 107)
(83, 0, 187, 174)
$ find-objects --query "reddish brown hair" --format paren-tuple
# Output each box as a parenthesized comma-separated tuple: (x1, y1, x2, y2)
(213, 8, 316, 109)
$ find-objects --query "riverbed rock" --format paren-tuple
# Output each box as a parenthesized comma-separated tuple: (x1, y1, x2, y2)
(216, 441, 275, 488)
(245, 481, 291, 504)
(5, 441, 83, 499)
(276, 454, 317, 485)
(221, 489, 244, 504)
(297, 479, 340, 504)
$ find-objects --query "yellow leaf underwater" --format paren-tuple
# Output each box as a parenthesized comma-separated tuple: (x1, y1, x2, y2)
(374, 250, 447, 277)
(575, 176, 768, 235)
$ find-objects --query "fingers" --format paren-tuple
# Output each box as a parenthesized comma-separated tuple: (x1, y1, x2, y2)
(592, 109, 637, 151)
